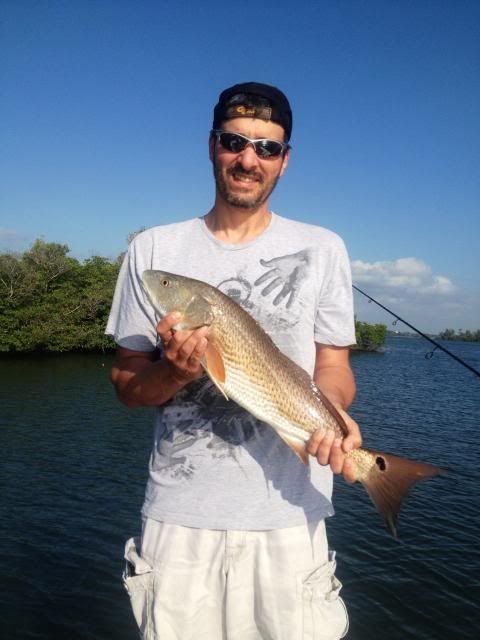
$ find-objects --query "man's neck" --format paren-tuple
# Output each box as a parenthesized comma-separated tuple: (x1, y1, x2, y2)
(204, 201, 272, 244)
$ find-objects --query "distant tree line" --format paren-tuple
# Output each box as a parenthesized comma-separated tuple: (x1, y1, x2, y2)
(353, 320, 387, 351)
(0, 239, 119, 352)
(1, 239, 388, 353)
(438, 328, 480, 343)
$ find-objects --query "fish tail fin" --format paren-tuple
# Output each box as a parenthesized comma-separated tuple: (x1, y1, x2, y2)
(359, 450, 444, 538)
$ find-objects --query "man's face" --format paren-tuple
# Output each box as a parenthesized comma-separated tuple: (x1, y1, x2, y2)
(210, 117, 289, 211)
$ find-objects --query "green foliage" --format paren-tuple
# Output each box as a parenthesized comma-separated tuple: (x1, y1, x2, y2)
(0, 239, 120, 353)
(354, 320, 387, 351)
(1, 237, 392, 354)
(438, 328, 480, 342)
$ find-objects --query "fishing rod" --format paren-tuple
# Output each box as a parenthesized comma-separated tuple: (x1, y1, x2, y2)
(352, 284, 480, 379)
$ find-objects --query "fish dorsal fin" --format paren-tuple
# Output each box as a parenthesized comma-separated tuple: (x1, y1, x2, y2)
(276, 431, 309, 465)
(201, 343, 228, 401)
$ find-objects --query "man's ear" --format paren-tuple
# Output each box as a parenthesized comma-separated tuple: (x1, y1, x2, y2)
(279, 149, 290, 177)
(209, 135, 215, 162)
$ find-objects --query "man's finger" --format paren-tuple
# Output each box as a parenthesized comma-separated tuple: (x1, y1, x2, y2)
(315, 430, 335, 466)
(306, 427, 326, 456)
(334, 408, 362, 453)
(328, 439, 344, 474)
(190, 336, 208, 362)
(168, 327, 209, 363)
(157, 312, 182, 342)
(341, 422, 362, 452)
(342, 457, 357, 484)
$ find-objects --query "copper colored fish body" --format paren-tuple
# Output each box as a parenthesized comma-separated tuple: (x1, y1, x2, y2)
(142, 269, 442, 537)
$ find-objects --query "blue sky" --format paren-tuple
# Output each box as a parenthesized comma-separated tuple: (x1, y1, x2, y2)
(1, 0, 479, 331)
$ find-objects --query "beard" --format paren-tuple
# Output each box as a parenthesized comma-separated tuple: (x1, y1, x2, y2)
(213, 156, 281, 210)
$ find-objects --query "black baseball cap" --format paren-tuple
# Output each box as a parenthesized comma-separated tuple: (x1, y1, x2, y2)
(213, 82, 293, 142)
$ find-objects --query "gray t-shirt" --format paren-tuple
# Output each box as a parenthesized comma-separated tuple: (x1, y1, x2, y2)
(106, 213, 356, 529)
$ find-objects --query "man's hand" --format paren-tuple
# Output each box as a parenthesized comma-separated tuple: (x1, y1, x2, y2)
(111, 312, 211, 408)
(306, 407, 362, 483)
(157, 312, 209, 383)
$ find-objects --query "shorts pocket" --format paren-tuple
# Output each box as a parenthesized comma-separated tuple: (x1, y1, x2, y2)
(123, 537, 155, 639)
(299, 551, 349, 640)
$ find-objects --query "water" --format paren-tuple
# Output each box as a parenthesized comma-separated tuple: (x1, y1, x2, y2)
(0, 337, 479, 639)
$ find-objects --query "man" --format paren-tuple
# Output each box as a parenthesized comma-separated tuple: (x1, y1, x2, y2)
(107, 82, 361, 640)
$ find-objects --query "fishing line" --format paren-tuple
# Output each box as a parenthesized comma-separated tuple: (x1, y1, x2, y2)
(352, 284, 480, 379)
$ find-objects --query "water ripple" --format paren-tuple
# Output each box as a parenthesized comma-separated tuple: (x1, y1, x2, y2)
(1, 340, 480, 639)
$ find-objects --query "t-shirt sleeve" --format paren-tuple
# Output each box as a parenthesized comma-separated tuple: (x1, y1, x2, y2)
(105, 238, 159, 352)
(314, 237, 356, 346)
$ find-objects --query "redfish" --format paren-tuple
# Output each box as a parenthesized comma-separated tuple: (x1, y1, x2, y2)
(142, 270, 442, 537)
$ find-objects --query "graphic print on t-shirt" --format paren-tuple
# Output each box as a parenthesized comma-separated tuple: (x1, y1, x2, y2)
(218, 248, 312, 329)
(153, 249, 314, 480)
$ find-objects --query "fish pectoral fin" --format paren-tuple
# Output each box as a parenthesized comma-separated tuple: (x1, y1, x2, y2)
(277, 431, 309, 465)
(201, 343, 228, 401)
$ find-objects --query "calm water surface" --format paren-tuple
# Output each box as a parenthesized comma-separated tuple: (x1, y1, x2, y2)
(1, 337, 479, 639)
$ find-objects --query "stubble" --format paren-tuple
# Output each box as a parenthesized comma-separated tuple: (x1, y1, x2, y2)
(213, 155, 282, 210)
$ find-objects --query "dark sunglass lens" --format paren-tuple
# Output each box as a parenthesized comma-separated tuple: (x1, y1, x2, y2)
(220, 133, 247, 153)
(255, 140, 283, 157)
(218, 131, 284, 157)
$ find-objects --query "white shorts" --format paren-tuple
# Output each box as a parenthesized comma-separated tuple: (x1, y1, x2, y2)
(123, 519, 348, 640)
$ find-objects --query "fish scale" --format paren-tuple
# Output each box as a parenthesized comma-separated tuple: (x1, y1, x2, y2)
(142, 269, 443, 537)
(207, 292, 341, 442)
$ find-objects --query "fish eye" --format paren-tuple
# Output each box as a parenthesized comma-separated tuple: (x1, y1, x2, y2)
(161, 279, 170, 287)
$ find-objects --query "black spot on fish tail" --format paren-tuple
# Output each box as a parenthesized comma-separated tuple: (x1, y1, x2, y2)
(360, 450, 444, 538)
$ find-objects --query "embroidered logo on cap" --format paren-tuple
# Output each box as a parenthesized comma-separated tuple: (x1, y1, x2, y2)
(225, 105, 273, 121)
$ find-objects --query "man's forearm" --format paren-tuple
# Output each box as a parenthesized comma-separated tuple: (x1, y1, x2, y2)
(112, 319, 210, 409)
(314, 364, 356, 411)
(112, 357, 192, 408)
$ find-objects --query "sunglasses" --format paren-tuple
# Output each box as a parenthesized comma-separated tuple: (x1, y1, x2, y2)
(211, 129, 290, 158)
